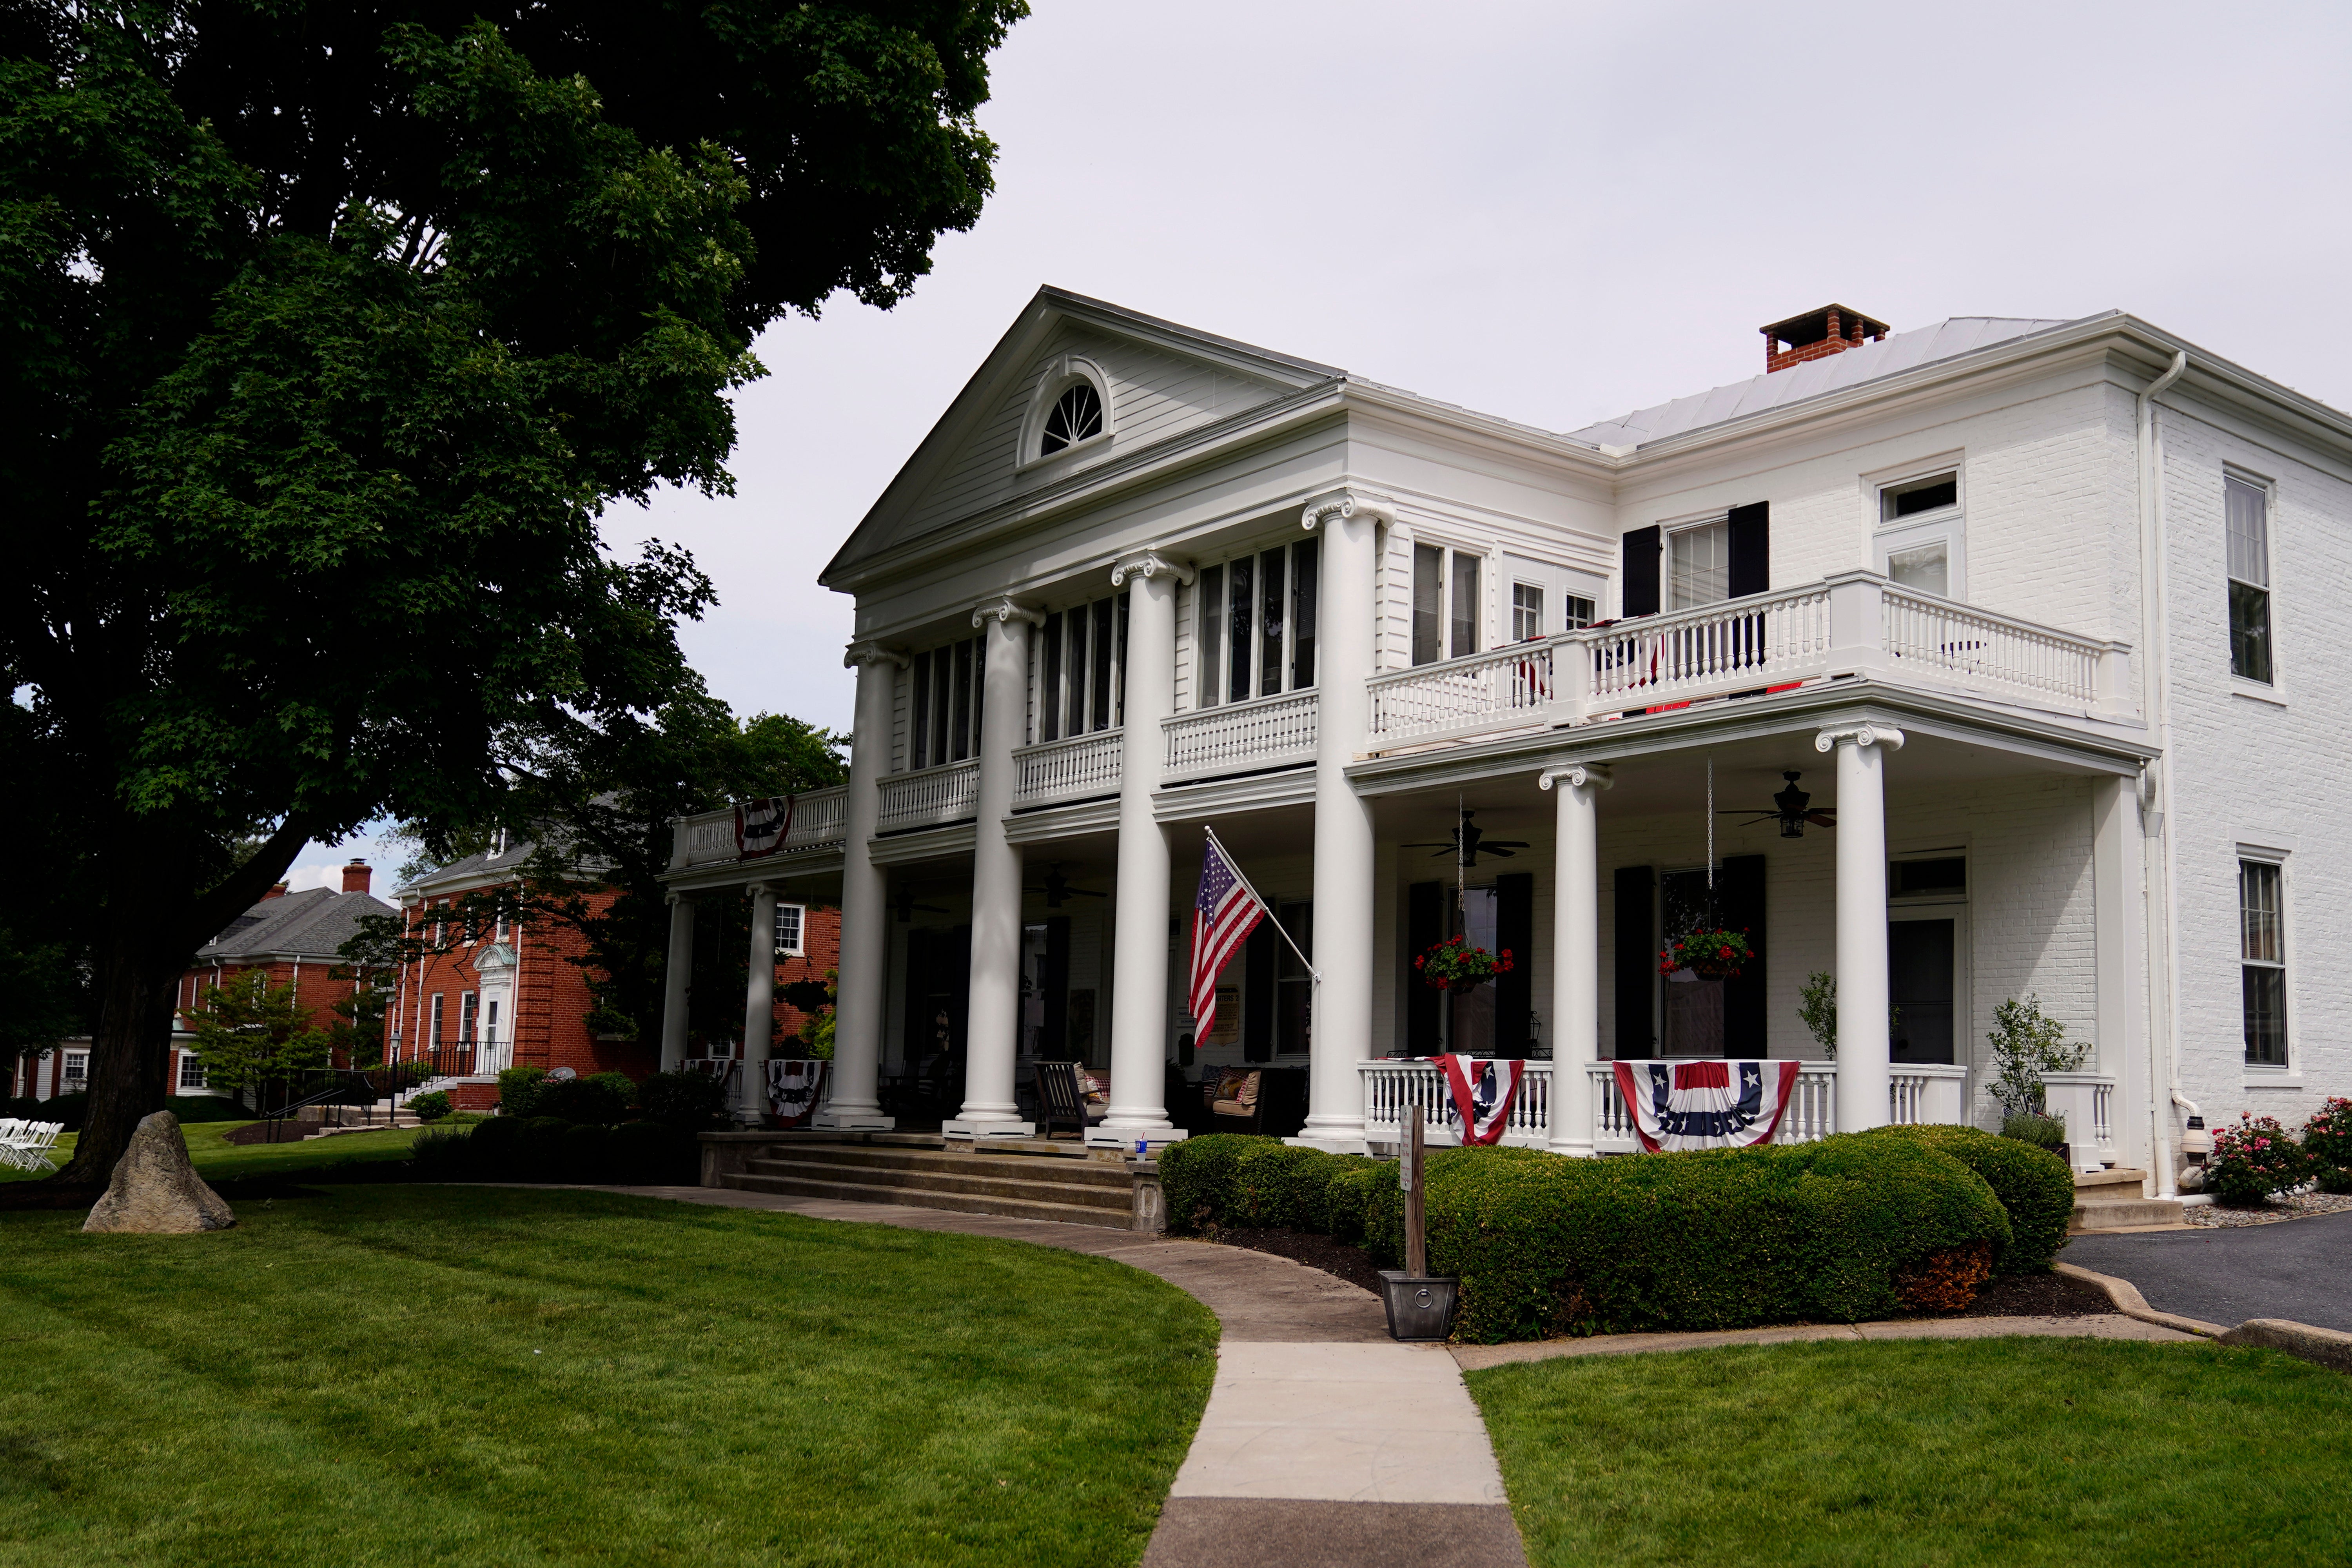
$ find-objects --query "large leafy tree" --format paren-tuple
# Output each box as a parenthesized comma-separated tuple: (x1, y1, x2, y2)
(1, 0, 1023, 1181)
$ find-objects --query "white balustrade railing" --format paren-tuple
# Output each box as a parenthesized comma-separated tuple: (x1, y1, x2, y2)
(1361, 572, 2130, 753)
(670, 786, 849, 868)
(2041, 1071, 2118, 1163)
(1888, 1063, 1970, 1127)
(1163, 690, 1319, 781)
(875, 760, 981, 833)
(1593, 1061, 1839, 1151)
(1014, 729, 1123, 806)
(1361, 1058, 1844, 1154)
(1881, 586, 2108, 710)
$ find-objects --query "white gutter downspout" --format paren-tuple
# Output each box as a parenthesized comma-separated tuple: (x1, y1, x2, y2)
(2137, 349, 2189, 1198)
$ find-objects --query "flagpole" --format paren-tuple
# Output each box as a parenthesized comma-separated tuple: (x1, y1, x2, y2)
(1202, 825, 1319, 982)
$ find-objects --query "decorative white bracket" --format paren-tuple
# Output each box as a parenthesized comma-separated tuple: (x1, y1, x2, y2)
(1813, 722, 1906, 753)
(1109, 549, 1195, 588)
(842, 641, 910, 670)
(1538, 762, 1614, 792)
(970, 597, 1047, 630)
(1301, 487, 1398, 533)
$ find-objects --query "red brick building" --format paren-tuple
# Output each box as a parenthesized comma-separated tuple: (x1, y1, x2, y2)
(390, 840, 840, 1109)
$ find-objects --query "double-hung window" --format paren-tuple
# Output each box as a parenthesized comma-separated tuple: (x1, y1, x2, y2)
(775, 902, 806, 957)
(1036, 595, 1126, 740)
(1669, 521, 1730, 609)
(459, 991, 479, 1046)
(178, 1053, 207, 1090)
(1410, 544, 1482, 665)
(1196, 538, 1318, 703)
(2226, 474, 2273, 684)
(1874, 468, 1965, 599)
(429, 993, 446, 1047)
(2239, 857, 2287, 1066)
(909, 635, 985, 768)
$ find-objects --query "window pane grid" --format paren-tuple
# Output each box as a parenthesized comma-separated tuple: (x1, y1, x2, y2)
(2239, 858, 2287, 1066)
(1194, 540, 1318, 702)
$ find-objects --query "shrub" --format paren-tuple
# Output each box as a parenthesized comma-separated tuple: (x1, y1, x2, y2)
(1895, 1239, 1994, 1312)
(2000, 1112, 2066, 1151)
(516, 1116, 573, 1173)
(1360, 1136, 2010, 1343)
(1986, 995, 2087, 1115)
(407, 1091, 454, 1123)
(166, 1095, 252, 1123)
(556, 1122, 615, 1183)
(38, 1091, 88, 1131)
(1325, 1160, 1387, 1246)
(1866, 1124, 2075, 1274)
(2301, 1097, 2352, 1181)
(1158, 1135, 1378, 1234)
(463, 1113, 526, 1179)
(408, 1125, 471, 1176)
(534, 1071, 635, 1125)
(2205, 1113, 2305, 1207)
(497, 1066, 550, 1118)
(610, 1120, 697, 1184)
(637, 1070, 730, 1132)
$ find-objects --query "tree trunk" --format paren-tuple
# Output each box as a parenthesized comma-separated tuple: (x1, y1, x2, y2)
(55, 910, 185, 1184)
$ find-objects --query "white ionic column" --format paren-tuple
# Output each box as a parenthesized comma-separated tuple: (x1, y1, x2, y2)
(1541, 762, 1611, 1156)
(1296, 489, 1394, 1151)
(816, 645, 902, 1131)
(946, 597, 1042, 1137)
(1098, 550, 1192, 1149)
(658, 893, 695, 1073)
(1821, 722, 1903, 1133)
(737, 882, 778, 1127)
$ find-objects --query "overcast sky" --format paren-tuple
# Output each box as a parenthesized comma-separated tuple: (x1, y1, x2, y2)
(290, 0, 2352, 889)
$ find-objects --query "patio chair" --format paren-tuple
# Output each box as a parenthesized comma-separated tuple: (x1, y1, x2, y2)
(1033, 1062, 1106, 1140)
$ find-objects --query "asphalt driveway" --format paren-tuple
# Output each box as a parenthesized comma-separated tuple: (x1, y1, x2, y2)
(2066, 1210, 2352, 1332)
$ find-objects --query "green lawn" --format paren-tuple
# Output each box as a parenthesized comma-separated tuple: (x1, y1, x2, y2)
(1, 1187, 1218, 1566)
(2, 1120, 425, 1183)
(1469, 1337, 2352, 1566)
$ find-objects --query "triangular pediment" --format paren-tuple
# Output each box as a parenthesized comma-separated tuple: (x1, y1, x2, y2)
(823, 289, 1338, 583)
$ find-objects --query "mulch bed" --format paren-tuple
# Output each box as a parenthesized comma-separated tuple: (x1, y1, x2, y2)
(1207, 1227, 2118, 1320)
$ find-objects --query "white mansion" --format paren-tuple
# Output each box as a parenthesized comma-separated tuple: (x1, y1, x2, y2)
(659, 292, 2347, 1198)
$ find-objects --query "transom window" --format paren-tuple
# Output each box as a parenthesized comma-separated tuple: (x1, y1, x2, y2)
(2226, 474, 2273, 684)
(1411, 544, 1480, 665)
(909, 635, 985, 769)
(1875, 467, 1966, 601)
(1040, 382, 1103, 456)
(1669, 521, 1729, 610)
(1882, 471, 1958, 521)
(1197, 539, 1318, 704)
(1037, 595, 1126, 741)
(2239, 857, 2286, 1065)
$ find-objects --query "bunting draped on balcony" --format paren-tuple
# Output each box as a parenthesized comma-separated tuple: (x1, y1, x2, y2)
(1611, 1060, 1801, 1152)
(1429, 1054, 1525, 1145)
(734, 795, 795, 858)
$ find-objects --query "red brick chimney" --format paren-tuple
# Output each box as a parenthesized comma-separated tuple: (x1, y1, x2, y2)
(263, 882, 289, 900)
(1761, 304, 1890, 373)
(342, 858, 373, 895)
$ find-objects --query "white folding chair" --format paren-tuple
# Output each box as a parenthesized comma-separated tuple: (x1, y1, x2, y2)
(18, 1122, 63, 1174)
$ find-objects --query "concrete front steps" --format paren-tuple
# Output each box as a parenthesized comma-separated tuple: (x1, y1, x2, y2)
(2071, 1168, 2186, 1231)
(722, 1138, 1138, 1230)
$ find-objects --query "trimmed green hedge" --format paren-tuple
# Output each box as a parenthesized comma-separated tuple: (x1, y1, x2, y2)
(1160, 1134, 1381, 1237)
(414, 1115, 695, 1185)
(1863, 1123, 2073, 1274)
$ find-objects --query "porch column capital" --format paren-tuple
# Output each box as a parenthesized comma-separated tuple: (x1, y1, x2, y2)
(843, 641, 909, 670)
(969, 596, 1047, 630)
(1814, 722, 1905, 753)
(1539, 762, 1614, 792)
(1110, 548, 1194, 587)
(1301, 487, 1396, 533)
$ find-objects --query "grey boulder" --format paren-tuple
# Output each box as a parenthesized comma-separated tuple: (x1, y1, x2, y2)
(82, 1111, 237, 1234)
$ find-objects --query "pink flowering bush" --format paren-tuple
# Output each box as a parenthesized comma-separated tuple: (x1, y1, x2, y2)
(2301, 1097, 2352, 1194)
(2204, 1112, 2306, 1207)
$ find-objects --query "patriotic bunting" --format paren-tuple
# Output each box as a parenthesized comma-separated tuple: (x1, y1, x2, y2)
(767, 1060, 826, 1127)
(735, 795, 795, 858)
(1610, 1059, 1800, 1152)
(1428, 1055, 1526, 1145)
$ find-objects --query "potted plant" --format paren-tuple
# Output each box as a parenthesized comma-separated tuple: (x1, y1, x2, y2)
(1415, 935, 1514, 995)
(1659, 928, 1753, 981)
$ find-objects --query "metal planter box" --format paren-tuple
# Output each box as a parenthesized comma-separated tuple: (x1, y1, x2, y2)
(1378, 1271, 1459, 1342)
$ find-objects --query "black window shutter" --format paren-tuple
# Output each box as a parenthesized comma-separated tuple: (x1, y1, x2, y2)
(1719, 855, 1767, 1056)
(1621, 527, 1662, 617)
(1243, 920, 1276, 1062)
(1613, 865, 1654, 1058)
(1042, 916, 1071, 1058)
(1727, 503, 1769, 598)
(1406, 881, 1444, 1053)
(1495, 873, 1534, 1054)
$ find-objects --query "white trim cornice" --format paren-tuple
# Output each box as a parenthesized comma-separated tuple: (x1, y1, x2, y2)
(970, 596, 1047, 630)
(1815, 722, 1907, 753)
(843, 641, 910, 670)
(1538, 762, 1614, 792)
(1109, 549, 1196, 587)
(1301, 488, 1397, 533)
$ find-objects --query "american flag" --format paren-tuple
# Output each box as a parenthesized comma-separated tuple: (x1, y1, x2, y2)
(1189, 832, 1266, 1045)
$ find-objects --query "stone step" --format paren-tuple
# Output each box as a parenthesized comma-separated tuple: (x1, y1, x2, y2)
(2074, 1167, 2148, 1191)
(742, 1154, 1131, 1212)
(723, 1169, 1132, 1230)
(776, 1143, 1132, 1189)
(2071, 1195, 2186, 1232)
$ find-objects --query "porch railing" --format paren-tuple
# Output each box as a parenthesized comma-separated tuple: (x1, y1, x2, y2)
(1362, 1058, 1964, 1154)
(1014, 728, 1123, 807)
(670, 785, 850, 869)
(1363, 571, 2132, 751)
(875, 760, 980, 833)
(1163, 690, 1319, 782)
(2040, 1071, 2117, 1161)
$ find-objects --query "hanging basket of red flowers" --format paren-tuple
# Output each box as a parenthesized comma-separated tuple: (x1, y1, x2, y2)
(1659, 928, 1753, 980)
(1415, 936, 1515, 994)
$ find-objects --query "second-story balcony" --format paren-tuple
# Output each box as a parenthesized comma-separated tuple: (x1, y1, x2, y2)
(671, 784, 849, 869)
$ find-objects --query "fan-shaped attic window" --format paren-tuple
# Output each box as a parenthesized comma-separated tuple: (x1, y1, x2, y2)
(1040, 382, 1103, 456)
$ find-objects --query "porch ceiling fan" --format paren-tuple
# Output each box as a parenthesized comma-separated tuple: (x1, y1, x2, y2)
(1719, 771, 1837, 839)
(1404, 809, 1531, 866)
(1025, 863, 1107, 909)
